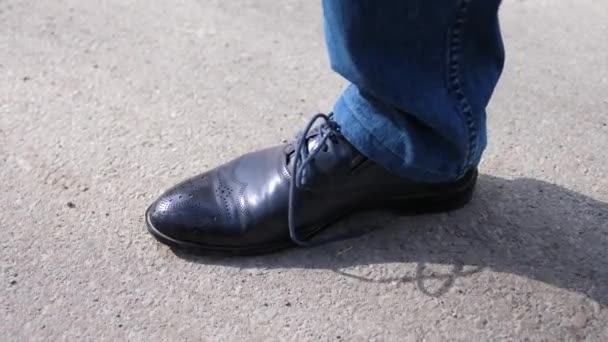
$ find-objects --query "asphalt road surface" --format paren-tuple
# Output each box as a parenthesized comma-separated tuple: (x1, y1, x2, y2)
(2, 0, 608, 340)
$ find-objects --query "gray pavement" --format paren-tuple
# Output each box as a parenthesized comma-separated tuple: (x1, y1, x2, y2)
(2, 0, 608, 340)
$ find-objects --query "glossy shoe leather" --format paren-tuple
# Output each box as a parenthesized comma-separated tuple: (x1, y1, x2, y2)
(146, 114, 477, 255)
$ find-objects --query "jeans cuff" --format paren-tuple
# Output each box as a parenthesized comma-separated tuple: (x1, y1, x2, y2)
(333, 85, 462, 183)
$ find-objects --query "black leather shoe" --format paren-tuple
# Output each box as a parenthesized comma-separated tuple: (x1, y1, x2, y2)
(146, 114, 477, 255)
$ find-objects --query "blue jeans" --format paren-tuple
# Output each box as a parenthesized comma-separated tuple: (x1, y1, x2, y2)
(324, 0, 505, 182)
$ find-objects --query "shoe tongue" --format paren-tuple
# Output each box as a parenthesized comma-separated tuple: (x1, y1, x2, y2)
(284, 124, 326, 162)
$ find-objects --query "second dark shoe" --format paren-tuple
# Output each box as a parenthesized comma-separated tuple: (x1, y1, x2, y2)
(146, 114, 476, 255)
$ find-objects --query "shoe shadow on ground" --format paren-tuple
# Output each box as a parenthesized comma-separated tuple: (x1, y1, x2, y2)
(173, 175, 608, 305)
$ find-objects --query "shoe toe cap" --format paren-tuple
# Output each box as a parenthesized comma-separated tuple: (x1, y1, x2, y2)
(146, 177, 223, 245)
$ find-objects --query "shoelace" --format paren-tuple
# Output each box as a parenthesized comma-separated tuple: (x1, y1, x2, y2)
(287, 113, 371, 247)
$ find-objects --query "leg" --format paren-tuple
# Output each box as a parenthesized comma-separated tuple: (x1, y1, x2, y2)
(145, 0, 505, 254)
(324, 0, 504, 182)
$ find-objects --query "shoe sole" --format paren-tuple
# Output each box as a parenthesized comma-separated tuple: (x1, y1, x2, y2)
(145, 169, 477, 256)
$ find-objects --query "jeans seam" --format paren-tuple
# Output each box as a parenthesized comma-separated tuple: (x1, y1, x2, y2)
(447, 0, 476, 176)
(340, 95, 456, 178)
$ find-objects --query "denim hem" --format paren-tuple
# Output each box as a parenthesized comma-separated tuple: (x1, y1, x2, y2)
(334, 91, 462, 183)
